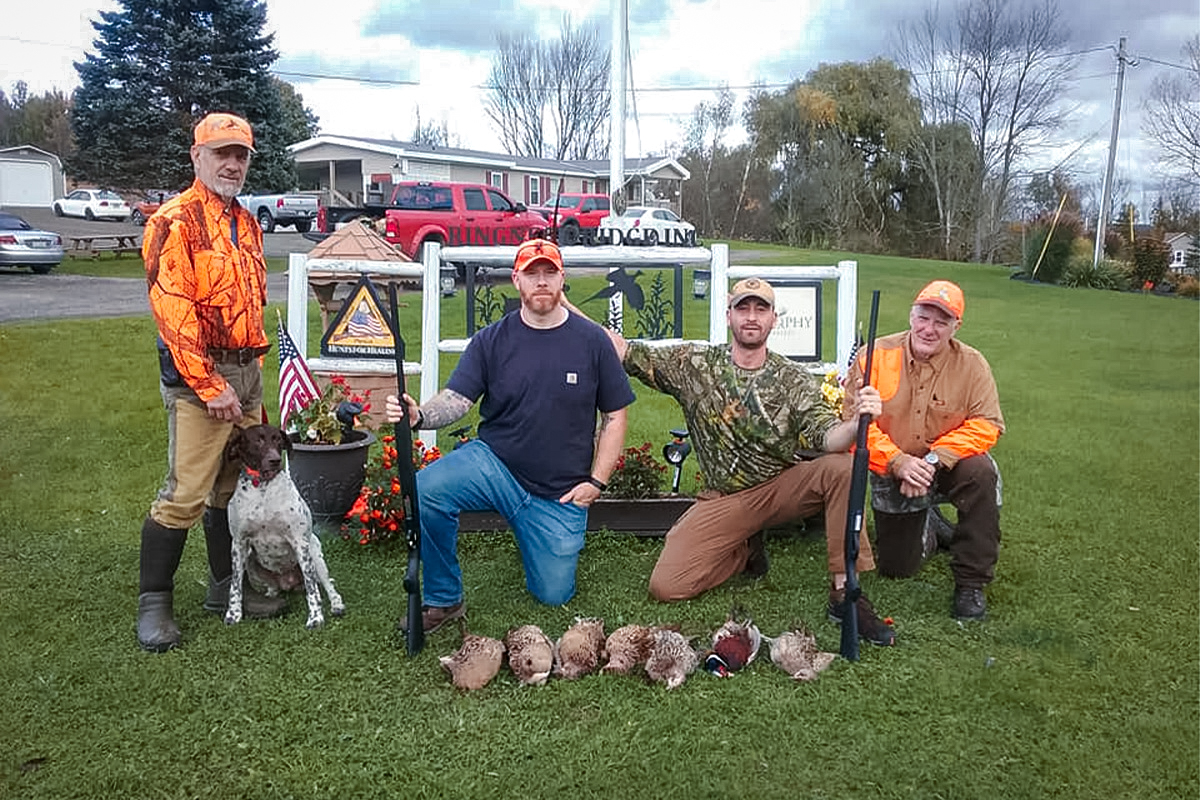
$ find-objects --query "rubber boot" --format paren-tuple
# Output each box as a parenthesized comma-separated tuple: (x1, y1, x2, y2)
(137, 517, 188, 652)
(202, 506, 287, 619)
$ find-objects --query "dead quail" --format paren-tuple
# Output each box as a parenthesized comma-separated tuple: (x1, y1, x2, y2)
(504, 624, 554, 686)
(709, 608, 762, 674)
(768, 625, 837, 682)
(553, 617, 606, 680)
(645, 628, 698, 690)
(440, 625, 506, 691)
(601, 623, 654, 675)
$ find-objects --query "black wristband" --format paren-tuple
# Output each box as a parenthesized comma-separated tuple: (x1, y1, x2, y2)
(585, 476, 607, 492)
(413, 410, 426, 430)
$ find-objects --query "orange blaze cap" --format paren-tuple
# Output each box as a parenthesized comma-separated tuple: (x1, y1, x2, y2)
(194, 112, 256, 152)
(513, 238, 564, 272)
(914, 280, 964, 320)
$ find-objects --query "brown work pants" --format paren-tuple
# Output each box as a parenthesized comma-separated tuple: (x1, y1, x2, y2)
(648, 452, 875, 602)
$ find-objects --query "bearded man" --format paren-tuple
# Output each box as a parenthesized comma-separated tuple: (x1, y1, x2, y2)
(565, 277, 896, 647)
(385, 238, 634, 631)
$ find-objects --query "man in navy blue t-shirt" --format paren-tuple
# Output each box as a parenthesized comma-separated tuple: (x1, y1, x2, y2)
(386, 238, 634, 632)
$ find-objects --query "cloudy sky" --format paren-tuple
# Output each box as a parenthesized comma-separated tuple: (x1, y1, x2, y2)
(2, 0, 1195, 195)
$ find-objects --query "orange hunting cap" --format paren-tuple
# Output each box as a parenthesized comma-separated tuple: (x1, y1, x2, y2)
(194, 112, 256, 152)
(914, 280, 964, 320)
(513, 238, 563, 272)
(728, 277, 776, 309)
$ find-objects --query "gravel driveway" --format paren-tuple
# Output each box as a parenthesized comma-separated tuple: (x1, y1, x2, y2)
(0, 204, 307, 323)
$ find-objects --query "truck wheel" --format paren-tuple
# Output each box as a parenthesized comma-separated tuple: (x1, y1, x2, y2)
(294, 219, 311, 233)
(559, 222, 581, 246)
(418, 237, 444, 265)
(257, 209, 274, 233)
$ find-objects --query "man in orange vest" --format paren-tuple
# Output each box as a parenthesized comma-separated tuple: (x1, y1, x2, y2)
(848, 280, 1004, 620)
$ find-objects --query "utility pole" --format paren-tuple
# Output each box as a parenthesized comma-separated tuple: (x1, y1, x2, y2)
(1093, 37, 1131, 269)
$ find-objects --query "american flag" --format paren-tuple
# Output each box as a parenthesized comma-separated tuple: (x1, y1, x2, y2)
(278, 319, 318, 426)
(346, 301, 388, 338)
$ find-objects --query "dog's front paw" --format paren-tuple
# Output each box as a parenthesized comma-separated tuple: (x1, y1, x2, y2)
(305, 612, 325, 629)
(330, 600, 346, 617)
(225, 609, 243, 625)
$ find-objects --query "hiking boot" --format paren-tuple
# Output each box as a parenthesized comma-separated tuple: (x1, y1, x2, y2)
(743, 530, 769, 578)
(925, 506, 956, 553)
(203, 575, 288, 619)
(396, 602, 465, 634)
(953, 586, 987, 620)
(828, 587, 896, 646)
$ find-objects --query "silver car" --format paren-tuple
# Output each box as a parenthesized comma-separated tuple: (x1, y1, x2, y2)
(0, 212, 64, 273)
(52, 188, 132, 221)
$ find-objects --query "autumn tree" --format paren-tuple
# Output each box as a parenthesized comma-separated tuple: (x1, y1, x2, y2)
(484, 14, 610, 160)
(0, 82, 74, 157)
(69, 0, 317, 192)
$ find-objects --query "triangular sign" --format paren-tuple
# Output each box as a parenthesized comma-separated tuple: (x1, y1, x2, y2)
(320, 274, 396, 359)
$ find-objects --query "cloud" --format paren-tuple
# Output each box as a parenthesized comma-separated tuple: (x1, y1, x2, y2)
(361, 0, 544, 52)
(273, 48, 421, 86)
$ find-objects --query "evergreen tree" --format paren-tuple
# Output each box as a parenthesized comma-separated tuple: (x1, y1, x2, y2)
(68, 0, 315, 192)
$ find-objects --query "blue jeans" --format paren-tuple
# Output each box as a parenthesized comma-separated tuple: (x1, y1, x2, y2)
(416, 439, 587, 607)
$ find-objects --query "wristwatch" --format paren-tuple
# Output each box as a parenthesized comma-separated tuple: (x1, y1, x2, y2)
(924, 452, 940, 468)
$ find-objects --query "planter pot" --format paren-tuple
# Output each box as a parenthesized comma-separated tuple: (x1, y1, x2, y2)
(288, 429, 376, 525)
(459, 495, 695, 537)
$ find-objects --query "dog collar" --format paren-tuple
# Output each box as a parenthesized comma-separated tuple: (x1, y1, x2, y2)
(243, 467, 263, 487)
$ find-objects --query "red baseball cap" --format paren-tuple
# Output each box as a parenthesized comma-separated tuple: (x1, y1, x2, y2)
(513, 238, 563, 272)
(914, 280, 964, 320)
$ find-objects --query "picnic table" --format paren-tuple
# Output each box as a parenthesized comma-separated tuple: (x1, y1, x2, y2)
(68, 234, 141, 259)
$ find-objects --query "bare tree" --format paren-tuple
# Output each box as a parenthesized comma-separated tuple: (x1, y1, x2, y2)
(684, 87, 735, 236)
(484, 15, 610, 160)
(896, 0, 1075, 262)
(411, 106, 449, 148)
(1143, 35, 1200, 183)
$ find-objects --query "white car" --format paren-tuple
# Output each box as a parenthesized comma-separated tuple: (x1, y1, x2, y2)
(52, 189, 132, 222)
(599, 206, 697, 246)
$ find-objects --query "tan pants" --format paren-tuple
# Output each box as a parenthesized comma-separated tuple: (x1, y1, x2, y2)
(648, 452, 875, 602)
(149, 362, 262, 529)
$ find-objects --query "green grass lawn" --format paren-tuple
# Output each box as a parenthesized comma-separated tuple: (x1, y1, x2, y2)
(1, 246, 1197, 799)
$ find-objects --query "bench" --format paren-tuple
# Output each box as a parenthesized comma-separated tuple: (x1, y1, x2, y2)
(68, 235, 141, 259)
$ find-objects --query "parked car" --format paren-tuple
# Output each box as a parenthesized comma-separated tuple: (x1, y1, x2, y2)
(52, 189, 131, 222)
(0, 211, 64, 273)
(529, 193, 610, 245)
(237, 192, 320, 233)
(599, 206, 696, 246)
(131, 190, 179, 226)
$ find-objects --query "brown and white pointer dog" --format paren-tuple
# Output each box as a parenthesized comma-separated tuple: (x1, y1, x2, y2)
(225, 424, 345, 629)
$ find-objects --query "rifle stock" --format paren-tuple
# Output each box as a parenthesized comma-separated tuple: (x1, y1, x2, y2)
(840, 290, 881, 662)
(388, 284, 425, 657)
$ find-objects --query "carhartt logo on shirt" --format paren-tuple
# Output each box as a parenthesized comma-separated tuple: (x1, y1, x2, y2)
(566, 372, 578, 385)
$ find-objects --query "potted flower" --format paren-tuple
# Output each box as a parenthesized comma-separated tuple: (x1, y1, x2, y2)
(341, 436, 441, 546)
(286, 376, 377, 525)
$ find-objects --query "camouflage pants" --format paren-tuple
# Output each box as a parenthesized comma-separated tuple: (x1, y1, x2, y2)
(870, 454, 1002, 588)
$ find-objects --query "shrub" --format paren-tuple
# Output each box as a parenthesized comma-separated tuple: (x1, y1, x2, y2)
(1060, 257, 1131, 291)
(1130, 237, 1170, 287)
(608, 442, 668, 499)
(1025, 212, 1084, 284)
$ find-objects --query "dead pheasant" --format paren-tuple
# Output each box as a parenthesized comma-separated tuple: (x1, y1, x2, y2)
(504, 624, 554, 686)
(767, 625, 837, 682)
(705, 607, 762, 677)
(553, 617, 606, 680)
(600, 623, 654, 675)
(440, 623, 506, 691)
(645, 628, 698, 690)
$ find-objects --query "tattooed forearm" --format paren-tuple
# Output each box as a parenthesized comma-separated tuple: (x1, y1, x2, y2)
(419, 389, 473, 429)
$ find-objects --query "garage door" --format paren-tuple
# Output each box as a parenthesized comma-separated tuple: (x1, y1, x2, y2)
(405, 161, 451, 181)
(0, 160, 54, 206)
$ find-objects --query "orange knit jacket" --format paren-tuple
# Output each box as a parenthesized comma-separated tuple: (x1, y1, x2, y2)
(142, 179, 269, 403)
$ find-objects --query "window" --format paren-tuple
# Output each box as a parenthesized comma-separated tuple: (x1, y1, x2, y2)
(463, 189, 487, 211)
(528, 177, 540, 206)
(488, 171, 504, 188)
(488, 190, 513, 212)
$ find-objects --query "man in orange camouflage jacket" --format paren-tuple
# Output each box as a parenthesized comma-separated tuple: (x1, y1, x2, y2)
(848, 280, 1004, 620)
(136, 112, 285, 652)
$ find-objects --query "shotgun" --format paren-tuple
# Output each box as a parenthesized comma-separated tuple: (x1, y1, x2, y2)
(840, 290, 881, 662)
(388, 284, 424, 656)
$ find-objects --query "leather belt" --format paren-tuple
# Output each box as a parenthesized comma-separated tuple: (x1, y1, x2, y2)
(209, 346, 271, 366)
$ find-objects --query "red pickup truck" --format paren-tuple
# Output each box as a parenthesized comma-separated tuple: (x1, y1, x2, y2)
(314, 181, 546, 261)
(529, 193, 611, 245)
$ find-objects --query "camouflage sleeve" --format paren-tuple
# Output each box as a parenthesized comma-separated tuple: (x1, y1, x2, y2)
(623, 340, 692, 397)
(786, 364, 838, 451)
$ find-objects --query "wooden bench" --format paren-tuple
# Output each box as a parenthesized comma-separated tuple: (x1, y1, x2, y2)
(68, 235, 141, 259)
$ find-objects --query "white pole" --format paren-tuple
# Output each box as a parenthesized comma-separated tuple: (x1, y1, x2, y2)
(608, 0, 628, 331)
(1093, 37, 1129, 269)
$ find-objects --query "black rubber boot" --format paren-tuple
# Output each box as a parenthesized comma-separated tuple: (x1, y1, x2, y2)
(202, 506, 287, 619)
(137, 518, 188, 652)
